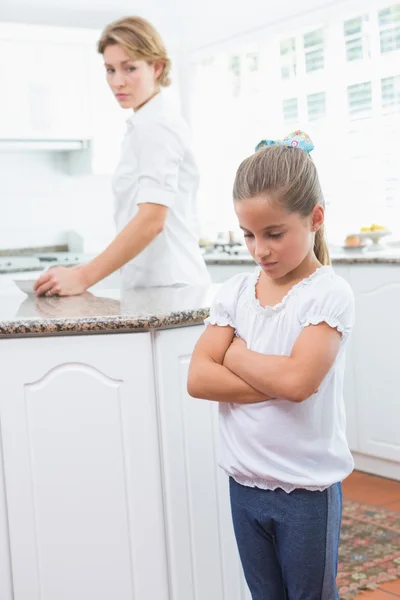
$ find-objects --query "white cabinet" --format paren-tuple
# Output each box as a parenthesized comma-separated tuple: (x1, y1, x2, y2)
(0, 26, 92, 141)
(153, 325, 250, 600)
(350, 266, 400, 463)
(0, 433, 13, 600)
(0, 333, 169, 600)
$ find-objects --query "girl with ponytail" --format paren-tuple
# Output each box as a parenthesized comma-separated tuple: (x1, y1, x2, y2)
(188, 131, 354, 599)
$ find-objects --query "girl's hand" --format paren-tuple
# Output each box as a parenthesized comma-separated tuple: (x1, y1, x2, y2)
(34, 266, 88, 297)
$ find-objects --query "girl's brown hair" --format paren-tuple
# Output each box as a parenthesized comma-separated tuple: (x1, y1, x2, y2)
(233, 145, 330, 265)
(97, 16, 172, 87)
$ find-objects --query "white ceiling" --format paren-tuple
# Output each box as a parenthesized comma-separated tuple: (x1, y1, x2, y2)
(0, 0, 367, 49)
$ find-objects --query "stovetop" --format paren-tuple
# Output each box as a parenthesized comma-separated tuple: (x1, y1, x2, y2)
(0, 252, 92, 274)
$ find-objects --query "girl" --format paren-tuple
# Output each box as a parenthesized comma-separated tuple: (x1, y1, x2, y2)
(35, 16, 210, 296)
(188, 131, 354, 600)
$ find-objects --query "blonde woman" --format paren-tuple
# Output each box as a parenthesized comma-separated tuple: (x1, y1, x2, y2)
(35, 16, 210, 296)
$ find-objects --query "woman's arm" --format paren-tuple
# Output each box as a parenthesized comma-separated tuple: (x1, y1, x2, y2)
(188, 324, 272, 404)
(80, 203, 168, 287)
(223, 322, 342, 403)
(34, 203, 167, 296)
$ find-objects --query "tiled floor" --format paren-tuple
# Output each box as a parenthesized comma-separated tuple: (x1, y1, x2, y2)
(342, 470, 400, 599)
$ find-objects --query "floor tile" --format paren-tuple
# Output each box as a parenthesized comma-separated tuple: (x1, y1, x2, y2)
(379, 579, 400, 594)
(383, 500, 400, 511)
(342, 471, 400, 506)
(353, 590, 400, 599)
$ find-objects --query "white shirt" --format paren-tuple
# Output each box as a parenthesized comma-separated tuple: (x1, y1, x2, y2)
(206, 266, 355, 492)
(112, 93, 210, 288)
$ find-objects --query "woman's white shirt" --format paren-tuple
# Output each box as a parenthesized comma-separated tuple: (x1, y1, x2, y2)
(206, 266, 355, 493)
(112, 93, 210, 288)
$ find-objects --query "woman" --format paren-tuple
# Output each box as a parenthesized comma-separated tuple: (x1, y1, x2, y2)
(35, 16, 210, 297)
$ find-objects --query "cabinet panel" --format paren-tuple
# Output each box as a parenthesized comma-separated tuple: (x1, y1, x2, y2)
(0, 333, 168, 600)
(154, 325, 248, 600)
(0, 36, 91, 140)
(351, 266, 400, 461)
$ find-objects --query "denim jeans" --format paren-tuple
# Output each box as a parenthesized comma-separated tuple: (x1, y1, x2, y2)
(229, 477, 342, 600)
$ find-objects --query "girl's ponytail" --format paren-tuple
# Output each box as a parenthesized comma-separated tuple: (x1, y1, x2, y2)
(314, 225, 331, 265)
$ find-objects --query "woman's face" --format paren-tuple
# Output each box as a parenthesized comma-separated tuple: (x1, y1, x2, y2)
(103, 44, 163, 110)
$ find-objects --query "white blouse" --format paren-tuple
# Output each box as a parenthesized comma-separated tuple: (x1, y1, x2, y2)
(206, 266, 355, 493)
(112, 93, 210, 288)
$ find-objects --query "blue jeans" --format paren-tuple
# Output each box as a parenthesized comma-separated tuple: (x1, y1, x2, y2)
(229, 478, 342, 600)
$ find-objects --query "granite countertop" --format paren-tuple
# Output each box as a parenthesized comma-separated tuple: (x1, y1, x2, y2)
(2, 248, 400, 275)
(0, 284, 219, 339)
(204, 248, 400, 265)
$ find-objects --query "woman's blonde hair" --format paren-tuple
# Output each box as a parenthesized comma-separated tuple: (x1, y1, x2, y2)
(233, 145, 331, 265)
(97, 16, 172, 87)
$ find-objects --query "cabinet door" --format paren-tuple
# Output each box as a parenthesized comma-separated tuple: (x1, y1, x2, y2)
(33, 41, 92, 140)
(350, 265, 400, 461)
(154, 326, 250, 600)
(0, 37, 91, 140)
(0, 333, 168, 600)
(0, 39, 33, 137)
(0, 430, 13, 600)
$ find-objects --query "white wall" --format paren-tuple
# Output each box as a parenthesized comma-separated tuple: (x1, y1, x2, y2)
(0, 151, 115, 251)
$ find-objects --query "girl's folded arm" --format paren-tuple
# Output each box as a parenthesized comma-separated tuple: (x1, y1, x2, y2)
(187, 324, 272, 404)
(224, 322, 342, 403)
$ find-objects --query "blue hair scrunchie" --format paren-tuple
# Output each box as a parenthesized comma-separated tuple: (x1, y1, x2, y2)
(255, 130, 314, 153)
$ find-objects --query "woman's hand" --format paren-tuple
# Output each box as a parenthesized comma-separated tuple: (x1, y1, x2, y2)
(34, 265, 88, 297)
(223, 336, 247, 372)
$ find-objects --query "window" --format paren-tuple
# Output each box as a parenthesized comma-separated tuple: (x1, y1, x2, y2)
(283, 98, 298, 124)
(347, 82, 372, 119)
(307, 92, 326, 121)
(280, 37, 296, 80)
(304, 29, 324, 72)
(190, 7, 400, 240)
(379, 5, 400, 53)
(247, 52, 259, 72)
(383, 166, 399, 208)
(381, 75, 400, 113)
(344, 15, 369, 61)
(229, 55, 241, 97)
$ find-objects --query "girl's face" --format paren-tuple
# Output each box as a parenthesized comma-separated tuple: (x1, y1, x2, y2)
(235, 195, 324, 279)
(103, 44, 163, 110)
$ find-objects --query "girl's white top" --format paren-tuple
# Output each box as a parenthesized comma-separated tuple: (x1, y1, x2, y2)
(112, 93, 210, 289)
(205, 266, 355, 493)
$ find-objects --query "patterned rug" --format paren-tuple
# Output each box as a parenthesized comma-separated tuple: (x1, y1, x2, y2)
(338, 498, 400, 599)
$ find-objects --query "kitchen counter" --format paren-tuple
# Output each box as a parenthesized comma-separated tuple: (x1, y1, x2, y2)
(0, 284, 218, 338)
(3, 245, 400, 336)
(2, 246, 400, 274)
(204, 247, 400, 265)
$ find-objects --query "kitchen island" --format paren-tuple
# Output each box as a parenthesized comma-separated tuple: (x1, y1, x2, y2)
(0, 284, 251, 600)
(0, 262, 399, 600)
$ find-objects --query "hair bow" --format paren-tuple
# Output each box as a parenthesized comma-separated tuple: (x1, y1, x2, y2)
(255, 130, 314, 153)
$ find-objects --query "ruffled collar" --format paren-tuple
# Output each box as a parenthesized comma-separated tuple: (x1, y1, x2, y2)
(249, 265, 332, 314)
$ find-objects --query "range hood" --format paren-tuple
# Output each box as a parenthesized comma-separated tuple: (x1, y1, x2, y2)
(0, 139, 90, 152)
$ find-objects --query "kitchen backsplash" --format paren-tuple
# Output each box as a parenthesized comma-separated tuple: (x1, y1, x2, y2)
(0, 151, 115, 252)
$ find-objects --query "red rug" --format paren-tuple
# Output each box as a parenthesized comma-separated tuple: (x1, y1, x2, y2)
(338, 498, 400, 599)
